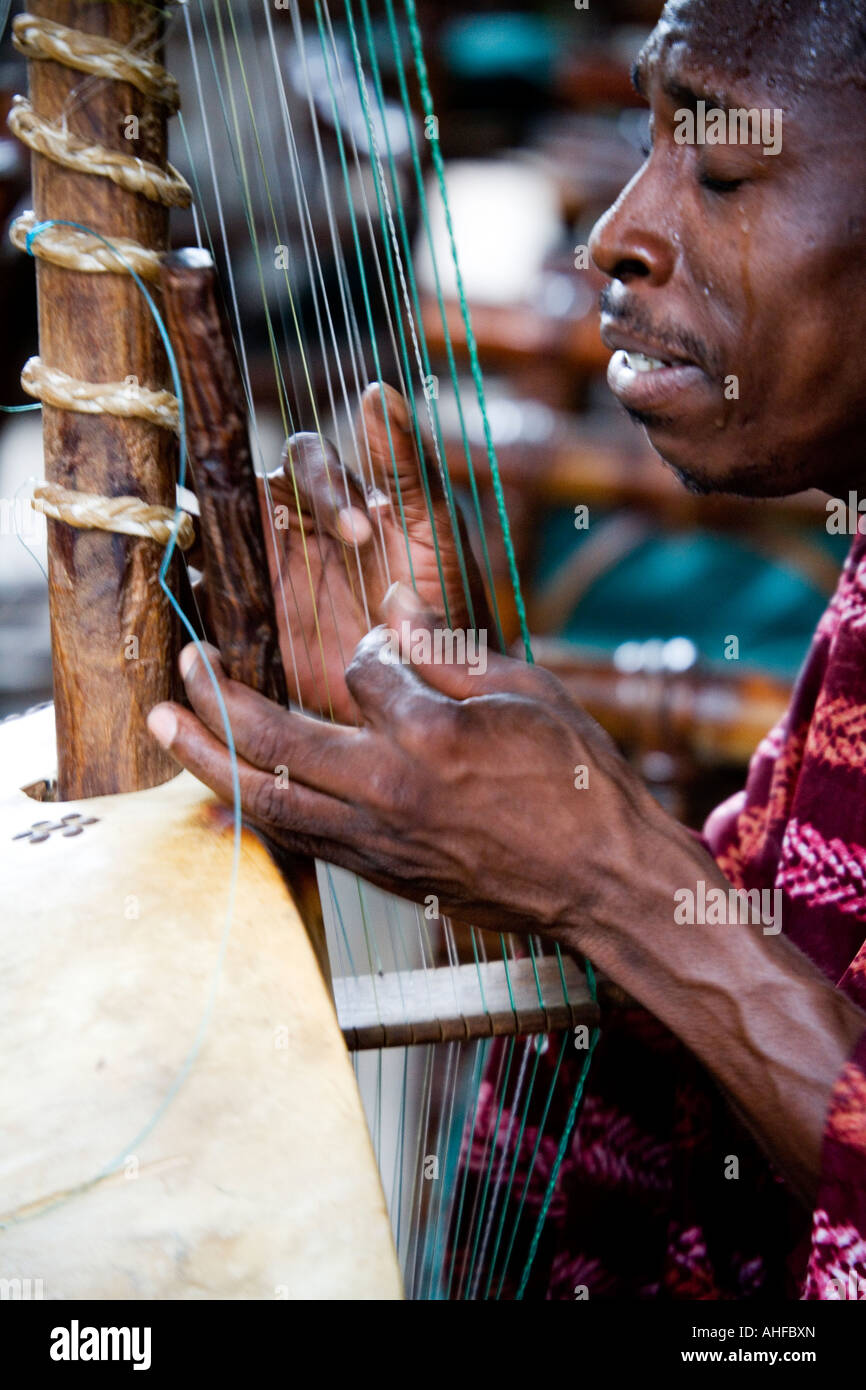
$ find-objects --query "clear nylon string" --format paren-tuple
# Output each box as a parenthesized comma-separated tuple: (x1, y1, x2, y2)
(167, 0, 598, 1298)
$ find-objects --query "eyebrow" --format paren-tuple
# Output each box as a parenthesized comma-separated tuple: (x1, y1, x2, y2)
(663, 78, 736, 112)
(633, 55, 752, 116)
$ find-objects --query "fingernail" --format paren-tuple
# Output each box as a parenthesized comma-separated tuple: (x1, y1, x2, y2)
(365, 487, 389, 512)
(180, 641, 221, 679)
(179, 644, 199, 679)
(382, 580, 424, 618)
(338, 506, 372, 545)
(147, 705, 177, 749)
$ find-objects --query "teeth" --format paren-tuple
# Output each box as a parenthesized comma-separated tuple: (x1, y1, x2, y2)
(622, 350, 668, 372)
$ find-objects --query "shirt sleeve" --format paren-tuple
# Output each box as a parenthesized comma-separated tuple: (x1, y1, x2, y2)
(802, 1027, 866, 1299)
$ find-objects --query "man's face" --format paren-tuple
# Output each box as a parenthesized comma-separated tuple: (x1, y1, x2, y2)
(589, 1, 866, 498)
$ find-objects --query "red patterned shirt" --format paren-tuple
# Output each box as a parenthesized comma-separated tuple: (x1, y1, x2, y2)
(458, 533, 866, 1300)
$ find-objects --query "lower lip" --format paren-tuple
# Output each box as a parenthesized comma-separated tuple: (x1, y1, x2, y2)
(607, 350, 711, 414)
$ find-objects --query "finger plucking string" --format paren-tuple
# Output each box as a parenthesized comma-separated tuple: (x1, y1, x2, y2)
(362, 381, 478, 632)
(146, 698, 361, 847)
(175, 642, 376, 798)
(281, 431, 373, 548)
(281, 429, 375, 648)
(280, 429, 379, 680)
(361, 381, 418, 501)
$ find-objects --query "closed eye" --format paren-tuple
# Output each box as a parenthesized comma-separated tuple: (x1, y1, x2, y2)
(699, 173, 745, 194)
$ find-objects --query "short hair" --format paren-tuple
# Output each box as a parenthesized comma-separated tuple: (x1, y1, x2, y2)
(657, 0, 866, 96)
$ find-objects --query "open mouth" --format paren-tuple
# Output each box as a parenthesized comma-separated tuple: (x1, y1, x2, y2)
(618, 349, 676, 372)
(606, 347, 711, 417)
(599, 313, 719, 422)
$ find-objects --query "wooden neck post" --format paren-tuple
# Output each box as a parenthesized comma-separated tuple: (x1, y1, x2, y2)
(21, 0, 182, 798)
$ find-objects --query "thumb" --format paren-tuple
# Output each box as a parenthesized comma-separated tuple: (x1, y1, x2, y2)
(381, 582, 496, 699)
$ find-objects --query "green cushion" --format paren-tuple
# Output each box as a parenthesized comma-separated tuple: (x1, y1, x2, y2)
(534, 507, 848, 678)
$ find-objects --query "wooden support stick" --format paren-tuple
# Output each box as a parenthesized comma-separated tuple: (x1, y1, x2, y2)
(159, 250, 334, 977)
(335, 956, 600, 1050)
(26, 0, 180, 798)
(160, 249, 287, 707)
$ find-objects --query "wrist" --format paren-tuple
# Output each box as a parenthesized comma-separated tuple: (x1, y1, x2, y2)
(551, 786, 866, 1199)
(555, 796, 749, 1011)
(554, 778, 694, 948)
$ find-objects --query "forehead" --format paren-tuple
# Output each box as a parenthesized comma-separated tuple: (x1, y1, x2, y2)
(639, 0, 866, 100)
(636, 2, 788, 102)
(647, 0, 797, 70)
(634, 39, 771, 112)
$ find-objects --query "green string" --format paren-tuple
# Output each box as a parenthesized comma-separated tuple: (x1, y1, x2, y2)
(356, 0, 532, 1049)
(461, 1034, 516, 1298)
(483, 1034, 545, 1298)
(314, 0, 428, 599)
(515, 965, 600, 1299)
(339, 0, 464, 627)
(380, 0, 508, 653)
(401, 0, 533, 664)
(358, 0, 509, 650)
(196, 0, 595, 1302)
(443, 1036, 489, 1299)
(391, 0, 598, 1295)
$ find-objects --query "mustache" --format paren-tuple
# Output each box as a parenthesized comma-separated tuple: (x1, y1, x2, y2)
(599, 286, 719, 377)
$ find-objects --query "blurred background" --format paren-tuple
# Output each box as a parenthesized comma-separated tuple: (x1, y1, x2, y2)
(0, 0, 845, 828)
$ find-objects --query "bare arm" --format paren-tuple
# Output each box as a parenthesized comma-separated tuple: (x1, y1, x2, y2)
(147, 586, 866, 1204)
(559, 816, 866, 1203)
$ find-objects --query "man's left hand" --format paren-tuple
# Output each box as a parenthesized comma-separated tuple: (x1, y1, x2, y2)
(147, 584, 657, 939)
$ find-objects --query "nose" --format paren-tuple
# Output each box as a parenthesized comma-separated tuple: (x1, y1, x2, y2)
(589, 168, 677, 287)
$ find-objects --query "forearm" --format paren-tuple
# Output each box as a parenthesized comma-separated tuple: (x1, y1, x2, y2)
(561, 811, 866, 1204)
